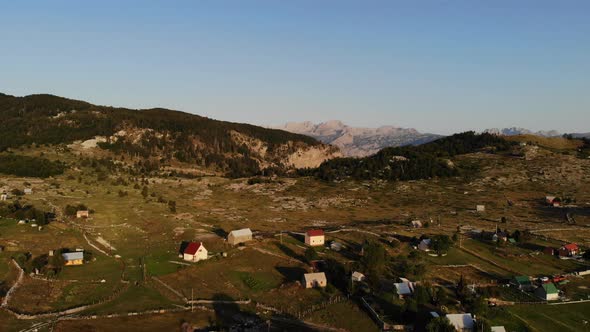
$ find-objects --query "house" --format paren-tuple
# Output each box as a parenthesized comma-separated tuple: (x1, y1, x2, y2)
(446, 313, 475, 332)
(302, 272, 327, 288)
(76, 210, 89, 219)
(418, 239, 431, 251)
(0, 193, 7, 201)
(351, 271, 365, 282)
(543, 247, 556, 256)
(558, 243, 579, 257)
(181, 242, 208, 262)
(24, 188, 32, 195)
(476, 205, 485, 212)
(62, 251, 84, 266)
(535, 283, 559, 301)
(227, 228, 253, 245)
(305, 229, 325, 247)
(411, 220, 422, 228)
(512, 276, 533, 291)
(491, 327, 507, 332)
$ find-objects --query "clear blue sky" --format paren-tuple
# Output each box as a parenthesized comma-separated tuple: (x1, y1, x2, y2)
(1, 1, 589, 134)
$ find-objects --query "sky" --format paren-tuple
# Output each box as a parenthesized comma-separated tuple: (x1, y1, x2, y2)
(1, 1, 589, 135)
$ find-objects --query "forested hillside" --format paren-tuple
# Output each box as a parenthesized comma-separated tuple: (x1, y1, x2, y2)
(0, 93, 337, 177)
(309, 132, 514, 181)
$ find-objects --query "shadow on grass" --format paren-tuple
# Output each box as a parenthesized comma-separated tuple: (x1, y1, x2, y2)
(275, 243, 305, 262)
(275, 266, 307, 282)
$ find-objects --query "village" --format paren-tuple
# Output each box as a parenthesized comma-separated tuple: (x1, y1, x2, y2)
(1, 187, 590, 332)
(1, 137, 590, 332)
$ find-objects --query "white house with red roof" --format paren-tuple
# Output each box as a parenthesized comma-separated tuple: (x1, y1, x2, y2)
(181, 242, 208, 262)
(305, 229, 325, 246)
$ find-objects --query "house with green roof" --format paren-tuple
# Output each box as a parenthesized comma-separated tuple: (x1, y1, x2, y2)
(511, 276, 533, 291)
(535, 283, 559, 301)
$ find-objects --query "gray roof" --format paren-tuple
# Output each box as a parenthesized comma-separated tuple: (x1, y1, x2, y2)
(229, 228, 252, 237)
(395, 282, 413, 295)
(446, 314, 475, 330)
(62, 252, 84, 261)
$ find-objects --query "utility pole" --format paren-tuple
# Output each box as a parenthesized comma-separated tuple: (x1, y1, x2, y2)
(191, 288, 194, 312)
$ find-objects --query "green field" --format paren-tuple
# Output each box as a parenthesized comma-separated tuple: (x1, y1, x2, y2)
(508, 302, 590, 332)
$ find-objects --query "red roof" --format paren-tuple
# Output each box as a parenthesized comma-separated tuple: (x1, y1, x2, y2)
(563, 243, 578, 251)
(306, 229, 324, 237)
(184, 242, 202, 255)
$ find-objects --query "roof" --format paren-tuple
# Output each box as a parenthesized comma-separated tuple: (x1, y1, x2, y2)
(306, 229, 324, 237)
(446, 313, 475, 330)
(62, 252, 84, 261)
(184, 242, 203, 255)
(491, 327, 506, 332)
(229, 228, 252, 237)
(542, 283, 559, 295)
(514, 276, 531, 285)
(352, 271, 365, 279)
(394, 282, 413, 295)
(562, 243, 578, 251)
(303, 272, 326, 283)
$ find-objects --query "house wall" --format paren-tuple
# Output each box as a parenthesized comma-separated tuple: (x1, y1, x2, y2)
(303, 278, 326, 288)
(65, 259, 83, 266)
(228, 234, 252, 245)
(305, 235, 324, 246)
(183, 247, 208, 262)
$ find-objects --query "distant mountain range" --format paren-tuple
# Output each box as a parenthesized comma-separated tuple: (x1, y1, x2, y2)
(274, 121, 442, 157)
(483, 127, 561, 137)
(571, 132, 590, 139)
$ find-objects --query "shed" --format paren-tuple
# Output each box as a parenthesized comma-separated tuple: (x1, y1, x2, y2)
(418, 239, 431, 251)
(446, 313, 475, 332)
(227, 228, 253, 245)
(411, 220, 422, 228)
(330, 241, 343, 252)
(351, 271, 365, 282)
(76, 210, 89, 219)
(302, 272, 327, 289)
(476, 205, 485, 212)
(394, 282, 414, 298)
(512, 276, 532, 290)
(0, 194, 7, 201)
(24, 188, 33, 195)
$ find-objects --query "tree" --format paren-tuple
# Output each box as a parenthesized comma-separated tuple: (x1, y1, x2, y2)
(141, 186, 149, 199)
(304, 247, 319, 263)
(426, 317, 455, 332)
(360, 240, 388, 276)
(168, 200, 177, 213)
(434, 286, 448, 305)
(431, 235, 453, 255)
(414, 285, 430, 305)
